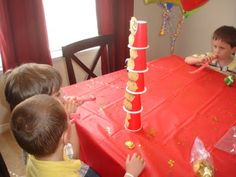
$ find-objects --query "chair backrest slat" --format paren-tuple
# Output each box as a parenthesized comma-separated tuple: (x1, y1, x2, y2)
(62, 34, 114, 84)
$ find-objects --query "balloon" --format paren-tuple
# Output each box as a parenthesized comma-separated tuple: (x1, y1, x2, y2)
(183, 8, 198, 18)
(144, 0, 158, 5)
(166, 3, 174, 10)
(160, 2, 174, 10)
(180, 0, 209, 11)
(159, 0, 180, 5)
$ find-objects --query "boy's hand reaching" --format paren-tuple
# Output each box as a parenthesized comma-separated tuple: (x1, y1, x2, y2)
(125, 153, 145, 177)
(63, 95, 96, 115)
(200, 53, 217, 64)
(185, 53, 217, 65)
(63, 96, 80, 115)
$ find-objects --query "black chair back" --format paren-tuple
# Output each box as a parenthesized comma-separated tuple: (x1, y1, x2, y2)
(62, 34, 114, 84)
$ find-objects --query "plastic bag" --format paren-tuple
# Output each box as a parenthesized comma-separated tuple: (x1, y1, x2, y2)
(215, 125, 236, 155)
(190, 137, 214, 177)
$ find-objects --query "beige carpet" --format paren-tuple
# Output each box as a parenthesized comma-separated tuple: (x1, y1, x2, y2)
(0, 130, 26, 177)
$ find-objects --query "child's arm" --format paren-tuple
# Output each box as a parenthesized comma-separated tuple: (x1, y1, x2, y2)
(124, 153, 145, 177)
(63, 95, 96, 115)
(185, 53, 216, 65)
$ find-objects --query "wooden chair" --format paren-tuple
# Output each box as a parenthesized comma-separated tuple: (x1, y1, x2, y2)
(62, 34, 114, 85)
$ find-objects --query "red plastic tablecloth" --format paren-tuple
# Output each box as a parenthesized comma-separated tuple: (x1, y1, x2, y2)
(62, 55, 236, 177)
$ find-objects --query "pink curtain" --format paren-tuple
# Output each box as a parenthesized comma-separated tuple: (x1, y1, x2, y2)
(96, 0, 134, 72)
(0, 0, 52, 72)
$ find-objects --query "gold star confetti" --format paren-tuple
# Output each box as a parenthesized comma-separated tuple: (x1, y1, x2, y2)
(146, 128, 157, 139)
(125, 140, 135, 149)
(193, 160, 214, 177)
(168, 159, 175, 168)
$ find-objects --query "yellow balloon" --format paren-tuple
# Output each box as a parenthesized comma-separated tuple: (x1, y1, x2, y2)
(159, 0, 180, 5)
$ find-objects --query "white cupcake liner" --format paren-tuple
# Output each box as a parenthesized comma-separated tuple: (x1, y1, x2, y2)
(126, 86, 147, 95)
(127, 67, 149, 73)
(128, 44, 149, 50)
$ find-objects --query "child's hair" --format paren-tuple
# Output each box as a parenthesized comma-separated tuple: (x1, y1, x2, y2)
(10, 94, 67, 158)
(4, 63, 62, 110)
(212, 25, 236, 47)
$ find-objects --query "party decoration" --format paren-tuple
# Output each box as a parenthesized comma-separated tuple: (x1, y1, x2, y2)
(159, 2, 185, 53)
(224, 75, 235, 86)
(168, 159, 175, 168)
(189, 62, 209, 74)
(145, 0, 209, 53)
(190, 137, 214, 177)
(193, 160, 214, 177)
(124, 17, 148, 132)
(144, 0, 158, 5)
(184, 8, 198, 18)
(125, 140, 135, 149)
(170, 13, 184, 53)
(146, 128, 157, 139)
(180, 0, 209, 11)
(160, 0, 180, 5)
(215, 125, 236, 155)
(159, 2, 170, 36)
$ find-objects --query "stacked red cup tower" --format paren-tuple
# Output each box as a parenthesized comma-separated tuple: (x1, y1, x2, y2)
(123, 17, 148, 132)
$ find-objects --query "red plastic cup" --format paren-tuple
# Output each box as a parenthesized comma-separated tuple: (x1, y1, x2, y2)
(124, 112, 142, 132)
(123, 91, 141, 111)
(135, 49, 147, 70)
(129, 49, 147, 70)
(126, 58, 135, 70)
(133, 21, 148, 48)
(127, 72, 145, 92)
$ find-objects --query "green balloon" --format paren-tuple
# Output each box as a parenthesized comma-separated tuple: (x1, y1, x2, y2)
(184, 8, 199, 18)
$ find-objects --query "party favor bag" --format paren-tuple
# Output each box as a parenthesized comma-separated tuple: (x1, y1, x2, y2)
(215, 125, 236, 155)
(190, 137, 214, 177)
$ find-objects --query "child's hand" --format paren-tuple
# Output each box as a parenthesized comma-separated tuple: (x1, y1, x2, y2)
(200, 54, 217, 64)
(185, 54, 217, 65)
(63, 96, 81, 115)
(125, 153, 145, 177)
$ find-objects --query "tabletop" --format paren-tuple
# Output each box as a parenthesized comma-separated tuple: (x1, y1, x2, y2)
(62, 55, 236, 177)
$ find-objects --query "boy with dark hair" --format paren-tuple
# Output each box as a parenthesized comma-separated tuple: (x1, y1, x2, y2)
(11, 94, 145, 177)
(4, 63, 80, 159)
(185, 25, 236, 74)
(4, 63, 62, 110)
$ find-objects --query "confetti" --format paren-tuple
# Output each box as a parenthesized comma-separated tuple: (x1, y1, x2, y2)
(125, 140, 135, 149)
(146, 128, 157, 138)
(168, 159, 175, 168)
(224, 75, 235, 86)
(193, 160, 214, 177)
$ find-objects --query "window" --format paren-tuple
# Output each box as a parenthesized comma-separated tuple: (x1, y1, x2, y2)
(43, 0, 98, 57)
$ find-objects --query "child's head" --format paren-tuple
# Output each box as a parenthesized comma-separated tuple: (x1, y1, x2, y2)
(10, 94, 68, 158)
(212, 26, 236, 61)
(4, 63, 62, 110)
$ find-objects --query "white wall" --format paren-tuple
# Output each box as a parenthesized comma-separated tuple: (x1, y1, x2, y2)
(134, 0, 236, 60)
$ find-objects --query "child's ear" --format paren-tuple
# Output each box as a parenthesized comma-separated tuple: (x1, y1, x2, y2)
(62, 123, 72, 144)
(232, 46, 236, 55)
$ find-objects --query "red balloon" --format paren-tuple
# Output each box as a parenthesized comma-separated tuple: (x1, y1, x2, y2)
(180, 0, 209, 11)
